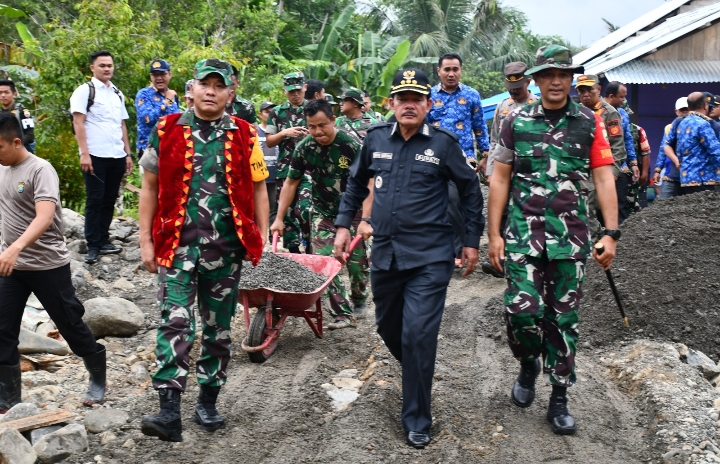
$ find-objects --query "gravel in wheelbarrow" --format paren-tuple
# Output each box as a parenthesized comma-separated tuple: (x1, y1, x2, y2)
(239, 252, 328, 293)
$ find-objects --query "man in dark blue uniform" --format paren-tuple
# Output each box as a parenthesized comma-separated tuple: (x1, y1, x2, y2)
(334, 68, 483, 449)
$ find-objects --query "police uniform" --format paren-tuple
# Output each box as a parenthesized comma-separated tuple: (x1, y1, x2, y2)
(0, 103, 35, 153)
(486, 62, 536, 177)
(336, 69, 483, 446)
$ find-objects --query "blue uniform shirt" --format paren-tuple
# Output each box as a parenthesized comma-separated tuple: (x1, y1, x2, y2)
(618, 108, 637, 164)
(427, 83, 489, 161)
(335, 121, 484, 271)
(655, 123, 680, 182)
(135, 86, 180, 152)
(664, 112, 720, 186)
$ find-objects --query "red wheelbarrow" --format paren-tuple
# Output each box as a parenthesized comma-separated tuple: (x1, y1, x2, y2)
(239, 232, 362, 363)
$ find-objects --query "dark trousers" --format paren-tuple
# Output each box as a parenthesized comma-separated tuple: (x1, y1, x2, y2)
(83, 155, 126, 250)
(447, 181, 464, 258)
(681, 184, 714, 195)
(598, 173, 630, 228)
(371, 259, 454, 434)
(0, 264, 100, 365)
(267, 182, 277, 227)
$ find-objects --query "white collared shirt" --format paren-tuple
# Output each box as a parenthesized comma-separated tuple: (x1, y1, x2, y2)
(70, 77, 129, 158)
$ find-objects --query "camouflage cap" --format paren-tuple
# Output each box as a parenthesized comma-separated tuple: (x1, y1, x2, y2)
(339, 87, 364, 105)
(283, 72, 305, 92)
(193, 59, 233, 86)
(525, 45, 584, 76)
(325, 94, 339, 105)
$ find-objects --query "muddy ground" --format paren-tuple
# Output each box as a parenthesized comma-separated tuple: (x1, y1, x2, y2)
(69, 267, 662, 464)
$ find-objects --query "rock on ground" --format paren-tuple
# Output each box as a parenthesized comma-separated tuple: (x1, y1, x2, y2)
(84, 408, 130, 433)
(0, 427, 36, 464)
(18, 328, 70, 355)
(33, 423, 88, 464)
(82, 297, 144, 337)
(0, 402, 39, 423)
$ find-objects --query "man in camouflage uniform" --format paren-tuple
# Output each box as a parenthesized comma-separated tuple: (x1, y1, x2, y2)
(576, 74, 627, 241)
(336, 87, 379, 142)
(480, 62, 536, 278)
(0, 80, 35, 153)
(488, 45, 619, 436)
(138, 59, 268, 442)
(226, 65, 256, 124)
(271, 99, 369, 329)
(265, 72, 311, 253)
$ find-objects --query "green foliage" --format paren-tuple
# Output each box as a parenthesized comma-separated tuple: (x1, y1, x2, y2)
(35, 0, 163, 207)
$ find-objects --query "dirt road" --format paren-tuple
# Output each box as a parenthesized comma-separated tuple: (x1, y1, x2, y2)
(84, 269, 657, 464)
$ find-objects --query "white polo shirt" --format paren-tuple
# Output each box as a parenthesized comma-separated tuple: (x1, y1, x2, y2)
(70, 77, 129, 158)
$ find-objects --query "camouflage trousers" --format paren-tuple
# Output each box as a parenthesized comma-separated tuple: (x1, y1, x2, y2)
(312, 217, 369, 318)
(277, 175, 312, 250)
(504, 252, 586, 387)
(151, 262, 241, 391)
(626, 173, 642, 215)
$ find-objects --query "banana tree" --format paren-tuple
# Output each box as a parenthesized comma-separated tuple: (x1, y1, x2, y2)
(303, 4, 355, 81)
(0, 4, 43, 66)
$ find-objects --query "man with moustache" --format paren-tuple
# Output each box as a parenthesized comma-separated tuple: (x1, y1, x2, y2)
(138, 59, 268, 442)
(334, 68, 483, 448)
(135, 60, 180, 161)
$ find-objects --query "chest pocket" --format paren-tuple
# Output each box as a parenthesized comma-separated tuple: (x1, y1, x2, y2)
(370, 159, 392, 193)
(513, 132, 544, 178)
(409, 162, 440, 193)
(561, 118, 594, 180)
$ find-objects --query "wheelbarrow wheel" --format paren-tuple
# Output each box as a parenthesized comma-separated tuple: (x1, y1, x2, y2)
(247, 306, 279, 363)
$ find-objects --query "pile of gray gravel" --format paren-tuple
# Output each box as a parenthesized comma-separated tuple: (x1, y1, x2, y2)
(239, 252, 328, 292)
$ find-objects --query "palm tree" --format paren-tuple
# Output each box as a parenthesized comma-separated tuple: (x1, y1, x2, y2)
(383, 0, 515, 59)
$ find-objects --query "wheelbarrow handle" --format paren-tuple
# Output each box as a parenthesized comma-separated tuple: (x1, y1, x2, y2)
(272, 231, 279, 254)
(343, 235, 363, 261)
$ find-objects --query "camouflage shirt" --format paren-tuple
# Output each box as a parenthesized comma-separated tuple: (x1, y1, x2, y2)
(495, 100, 614, 260)
(226, 95, 256, 124)
(264, 100, 307, 179)
(335, 112, 380, 142)
(140, 111, 269, 271)
(287, 130, 361, 221)
(487, 94, 537, 175)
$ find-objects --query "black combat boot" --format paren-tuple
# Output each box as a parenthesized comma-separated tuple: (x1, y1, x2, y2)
(546, 387, 576, 435)
(194, 385, 225, 432)
(511, 358, 541, 408)
(81, 346, 106, 406)
(141, 388, 183, 442)
(0, 364, 21, 413)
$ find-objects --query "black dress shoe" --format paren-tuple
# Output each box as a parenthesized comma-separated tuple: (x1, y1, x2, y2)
(481, 261, 505, 278)
(511, 358, 541, 408)
(99, 243, 122, 255)
(84, 249, 99, 264)
(406, 431, 431, 449)
(546, 396, 577, 435)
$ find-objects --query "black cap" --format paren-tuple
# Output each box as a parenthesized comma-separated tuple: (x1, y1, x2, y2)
(703, 91, 716, 108)
(390, 68, 432, 96)
(259, 102, 276, 111)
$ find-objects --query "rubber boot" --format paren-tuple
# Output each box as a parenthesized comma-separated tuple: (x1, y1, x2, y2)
(0, 364, 21, 413)
(194, 385, 225, 432)
(511, 358, 541, 408)
(81, 346, 106, 406)
(546, 393, 577, 435)
(141, 388, 183, 442)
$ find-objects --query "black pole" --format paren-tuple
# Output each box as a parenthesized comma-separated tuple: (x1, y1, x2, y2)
(594, 242, 629, 327)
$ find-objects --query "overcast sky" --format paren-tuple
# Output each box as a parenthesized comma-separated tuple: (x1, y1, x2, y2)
(502, 0, 669, 46)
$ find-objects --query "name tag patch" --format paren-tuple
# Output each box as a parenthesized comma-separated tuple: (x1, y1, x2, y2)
(415, 154, 439, 165)
(373, 152, 393, 159)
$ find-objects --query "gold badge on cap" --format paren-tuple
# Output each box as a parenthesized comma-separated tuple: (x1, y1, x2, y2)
(152, 61, 161, 68)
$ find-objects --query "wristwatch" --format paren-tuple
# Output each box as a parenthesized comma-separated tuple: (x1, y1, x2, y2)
(603, 229, 622, 241)
(361, 217, 371, 224)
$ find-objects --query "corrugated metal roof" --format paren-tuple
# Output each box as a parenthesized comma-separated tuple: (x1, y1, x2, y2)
(574, 0, 691, 65)
(604, 60, 720, 83)
(582, 2, 720, 75)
